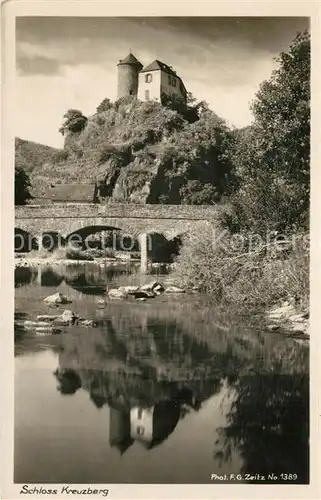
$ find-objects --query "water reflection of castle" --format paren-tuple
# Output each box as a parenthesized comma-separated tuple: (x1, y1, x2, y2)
(54, 366, 211, 453)
(110, 401, 181, 453)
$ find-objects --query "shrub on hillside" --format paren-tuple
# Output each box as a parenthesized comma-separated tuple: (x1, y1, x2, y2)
(180, 180, 220, 205)
(98, 144, 132, 165)
(114, 95, 136, 110)
(162, 91, 209, 123)
(52, 150, 69, 164)
(96, 98, 113, 114)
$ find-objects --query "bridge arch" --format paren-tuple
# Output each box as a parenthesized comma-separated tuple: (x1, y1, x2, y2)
(147, 232, 182, 263)
(15, 203, 222, 272)
(42, 231, 65, 251)
(15, 228, 38, 252)
(66, 225, 122, 249)
(65, 224, 154, 255)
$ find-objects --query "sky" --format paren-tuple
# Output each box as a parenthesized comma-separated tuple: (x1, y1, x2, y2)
(16, 16, 309, 148)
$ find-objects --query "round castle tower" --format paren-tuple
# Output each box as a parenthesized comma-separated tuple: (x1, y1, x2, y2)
(117, 52, 143, 99)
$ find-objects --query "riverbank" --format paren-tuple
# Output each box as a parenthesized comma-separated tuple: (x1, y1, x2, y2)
(14, 254, 174, 271)
(170, 227, 309, 343)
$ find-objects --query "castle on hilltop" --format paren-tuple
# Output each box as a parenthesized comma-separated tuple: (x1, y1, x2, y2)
(117, 52, 187, 104)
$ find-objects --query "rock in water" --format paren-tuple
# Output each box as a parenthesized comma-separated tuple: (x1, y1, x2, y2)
(43, 292, 72, 304)
(60, 309, 77, 324)
(140, 281, 164, 293)
(35, 326, 62, 335)
(153, 283, 165, 294)
(79, 319, 97, 328)
(24, 320, 52, 327)
(52, 319, 69, 327)
(37, 314, 60, 322)
(108, 288, 128, 299)
(118, 285, 139, 295)
(164, 286, 185, 294)
(134, 290, 155, 299)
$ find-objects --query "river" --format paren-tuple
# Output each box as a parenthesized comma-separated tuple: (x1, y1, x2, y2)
(14, 262, 309, 484)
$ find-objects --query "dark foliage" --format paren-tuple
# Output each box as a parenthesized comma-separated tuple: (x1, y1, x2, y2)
(229, 31, 310, 235)
(15, 166, 33, 205)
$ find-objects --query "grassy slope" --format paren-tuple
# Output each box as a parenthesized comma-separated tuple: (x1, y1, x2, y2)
(15, 137, 63, 173)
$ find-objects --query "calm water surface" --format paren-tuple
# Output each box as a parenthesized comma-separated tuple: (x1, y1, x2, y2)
(14, 263, 309, 484)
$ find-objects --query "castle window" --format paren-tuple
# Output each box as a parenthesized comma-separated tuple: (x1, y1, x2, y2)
(172, 77, 176, 87)
(145, 73, 152, 83)
(168, 75, 172, 85)
(136, 426, 145, 436)
(137, 408, 143, 419)
(145, 90, 150, 101)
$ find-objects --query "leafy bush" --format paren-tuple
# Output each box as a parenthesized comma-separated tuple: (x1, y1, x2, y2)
(15, 166, 33, 205)
(53, 245, 94, 261)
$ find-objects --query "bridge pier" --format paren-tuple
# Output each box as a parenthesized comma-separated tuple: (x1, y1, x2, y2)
(37, 266, 43, 286)
(140, 233, 148, 274)
(37, 234, 43, 252)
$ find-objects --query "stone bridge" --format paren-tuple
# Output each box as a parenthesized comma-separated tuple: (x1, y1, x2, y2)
(15, 203, 222, 271)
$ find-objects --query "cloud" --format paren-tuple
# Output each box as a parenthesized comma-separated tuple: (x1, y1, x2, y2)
(16, 16, 309, 76)
(17, 52, 63, 76)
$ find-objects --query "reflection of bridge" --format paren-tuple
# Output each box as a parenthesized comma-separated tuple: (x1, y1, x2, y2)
(15, 203, 221, 272)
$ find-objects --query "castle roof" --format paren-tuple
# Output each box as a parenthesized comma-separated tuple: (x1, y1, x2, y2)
(140, 59, 176, 75)
(141, 60, 187, 95)
(117, 52, 143, 68)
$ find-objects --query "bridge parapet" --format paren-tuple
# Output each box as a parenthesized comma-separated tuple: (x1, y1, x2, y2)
(15, 203, 222, 221)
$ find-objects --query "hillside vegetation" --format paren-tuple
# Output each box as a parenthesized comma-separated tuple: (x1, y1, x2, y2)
(15, 138, 62, 174)
(17, 95, 236, 204)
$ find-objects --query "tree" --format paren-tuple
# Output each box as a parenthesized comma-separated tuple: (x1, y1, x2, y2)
(180, 180, 220, 205)
(15, 165, 33, 205)
(162, 91, 209, 123)
(230, 30, 310, 234)
(96, 98, 113, 114)
(214, 373, 309, 483)
(161, 109, 235, 202)
(59, 109, 88, 136)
